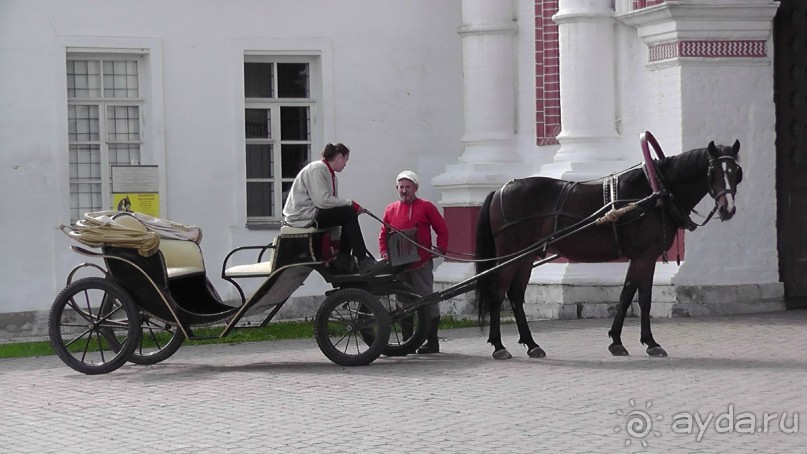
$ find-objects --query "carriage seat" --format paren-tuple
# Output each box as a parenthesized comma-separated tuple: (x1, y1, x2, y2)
(224, 225, 341, 278)
(160, 239, 205, 278)
(113, 214, 205, 278)
(223, 237, 279, 278)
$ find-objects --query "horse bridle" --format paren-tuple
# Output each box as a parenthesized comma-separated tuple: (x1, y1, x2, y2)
(706, 155, 743, 199)
(691, 155, 742, 227)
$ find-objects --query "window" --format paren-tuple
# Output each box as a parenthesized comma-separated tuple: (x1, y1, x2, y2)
(67, 56, 143, 222)
(244, 57, 315, 224)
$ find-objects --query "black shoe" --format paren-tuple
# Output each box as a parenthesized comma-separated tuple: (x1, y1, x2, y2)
(332, 254, 356, 274)
(416, 342, 439, 354)
(357, 257, 383, 273)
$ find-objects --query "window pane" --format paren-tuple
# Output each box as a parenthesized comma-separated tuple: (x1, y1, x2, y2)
(67, 60, 101, 98)
(246, 181, 273, 217)
(277, 63, 309, 98)
(106, 106, 140, 141)
(109, 144, 141, 166)
(245, 109, 271, 138)
(68, 105, 100, 142)
(69, 144, 101, 180)
(244, 62, 273, 98)
(104, 60, 139, 98)
(280, 106, 309, 140)
(70, 182, 102, 222)
(246, 144, 273, 179)
(281, 144, 309, 178)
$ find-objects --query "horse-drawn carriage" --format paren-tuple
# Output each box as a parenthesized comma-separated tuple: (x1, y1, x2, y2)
(49, 132, 744, 374)
(51, 210, 431, 374)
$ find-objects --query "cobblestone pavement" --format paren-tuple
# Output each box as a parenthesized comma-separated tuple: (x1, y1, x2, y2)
(1, 310, 805, 453)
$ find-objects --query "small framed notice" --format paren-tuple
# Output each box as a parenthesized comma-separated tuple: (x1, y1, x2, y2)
(112, 165, 160, 217)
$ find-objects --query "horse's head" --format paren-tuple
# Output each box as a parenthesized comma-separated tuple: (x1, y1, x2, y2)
(706, 140, 742, 220)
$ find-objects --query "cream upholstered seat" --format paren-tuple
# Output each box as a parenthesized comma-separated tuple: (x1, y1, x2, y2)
(160, 239, 205, 278)
(223, 237, 278, 278)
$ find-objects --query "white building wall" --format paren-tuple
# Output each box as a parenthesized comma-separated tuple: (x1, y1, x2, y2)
(673, 62, 779, 285)
(0, 0, 464, 314)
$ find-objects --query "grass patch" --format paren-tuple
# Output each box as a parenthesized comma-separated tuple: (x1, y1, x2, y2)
(0, 316, 478, 359)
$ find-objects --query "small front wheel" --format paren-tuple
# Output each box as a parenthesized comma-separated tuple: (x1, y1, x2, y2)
(315, 288, 390, 366)
(49, 277, 141, 375)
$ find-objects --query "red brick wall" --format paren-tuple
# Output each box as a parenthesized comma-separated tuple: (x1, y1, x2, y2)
(535, 0, 561, 146)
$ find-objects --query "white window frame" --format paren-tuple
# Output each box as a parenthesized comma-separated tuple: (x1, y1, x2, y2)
(244, 54, 323, 228)
(66, 53, 145, 222)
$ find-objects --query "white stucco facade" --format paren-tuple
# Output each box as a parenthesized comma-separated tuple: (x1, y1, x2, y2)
(0, 0, 785, 337)
(0, 0, 465, 316)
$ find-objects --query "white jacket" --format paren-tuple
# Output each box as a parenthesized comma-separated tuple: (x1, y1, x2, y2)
(282, 160, 352, 227)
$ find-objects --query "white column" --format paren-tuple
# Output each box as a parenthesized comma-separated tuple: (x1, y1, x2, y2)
(432, 0, 522, 206)
(540, 0, 629, 180)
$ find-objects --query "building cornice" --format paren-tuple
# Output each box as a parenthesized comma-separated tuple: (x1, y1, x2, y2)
(617, 1, 780, 44)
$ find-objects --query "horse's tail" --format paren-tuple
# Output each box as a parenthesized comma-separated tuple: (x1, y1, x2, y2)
(475, 191, 497, 327)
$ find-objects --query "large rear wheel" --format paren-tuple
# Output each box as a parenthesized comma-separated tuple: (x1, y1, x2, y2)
(315, 288, 390, 366)
(48, 277, 141, 375)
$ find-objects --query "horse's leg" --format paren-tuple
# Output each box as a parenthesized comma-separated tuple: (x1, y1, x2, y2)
(608, 263, 640, 356)
(485, 266, 514, 360)
(635, 259, 667, 357)
(508, 265, 545, 358)
(488, 294, 512, 360)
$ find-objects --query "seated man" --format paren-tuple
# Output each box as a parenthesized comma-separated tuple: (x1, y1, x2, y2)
(282, 142, 379, 273)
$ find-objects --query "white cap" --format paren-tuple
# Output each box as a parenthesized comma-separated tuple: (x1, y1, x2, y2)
(396, 170, 419, 186)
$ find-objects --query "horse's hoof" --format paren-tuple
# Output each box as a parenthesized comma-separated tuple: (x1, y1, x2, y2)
(609, 344, 630, 356)
(527, 346, 546, 358)
(493, 349, 512, 360)
(646, 346, 668, 357)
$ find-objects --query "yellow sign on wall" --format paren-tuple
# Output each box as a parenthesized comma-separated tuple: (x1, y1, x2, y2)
(112, 165, 160, 217)
(113, 193, 160, 217)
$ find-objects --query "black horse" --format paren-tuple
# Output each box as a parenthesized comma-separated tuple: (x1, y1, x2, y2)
(474, 140, 742, 359)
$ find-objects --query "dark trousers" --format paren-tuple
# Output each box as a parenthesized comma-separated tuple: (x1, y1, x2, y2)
(316, 205, 368, 259)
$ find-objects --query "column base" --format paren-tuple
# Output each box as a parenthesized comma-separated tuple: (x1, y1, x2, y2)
(432, 162, 530, 206)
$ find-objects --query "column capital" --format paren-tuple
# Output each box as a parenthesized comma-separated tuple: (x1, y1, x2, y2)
(617, 1, 779, 45)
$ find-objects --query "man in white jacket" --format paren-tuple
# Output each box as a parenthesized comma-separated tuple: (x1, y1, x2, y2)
(283, 142, 378, 273)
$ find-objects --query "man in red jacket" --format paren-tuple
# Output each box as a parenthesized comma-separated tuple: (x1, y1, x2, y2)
(379, 171, 449, 354)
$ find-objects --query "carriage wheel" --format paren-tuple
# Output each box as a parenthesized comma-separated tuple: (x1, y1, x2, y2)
(314, 288, 390, 366)
(100, 309, 184, 365)
(363, 284, 429, 357)
(48, 277, 141, 375)
(127, 314, 185, 365)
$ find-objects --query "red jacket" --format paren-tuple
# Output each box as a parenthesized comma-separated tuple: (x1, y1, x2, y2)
(379, 198, 449, 269)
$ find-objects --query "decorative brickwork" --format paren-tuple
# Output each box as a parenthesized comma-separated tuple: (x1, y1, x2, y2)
(649, 40, 767, 61)
(632, 0, 665, 10)
(535, 0, 560, 146)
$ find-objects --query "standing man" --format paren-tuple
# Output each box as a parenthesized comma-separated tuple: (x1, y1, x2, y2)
(379, 171, 449, 354)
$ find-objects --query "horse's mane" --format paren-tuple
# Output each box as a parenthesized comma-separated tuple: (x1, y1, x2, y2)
(616, 147, 710, 189)
(655, 147, 710, 184)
